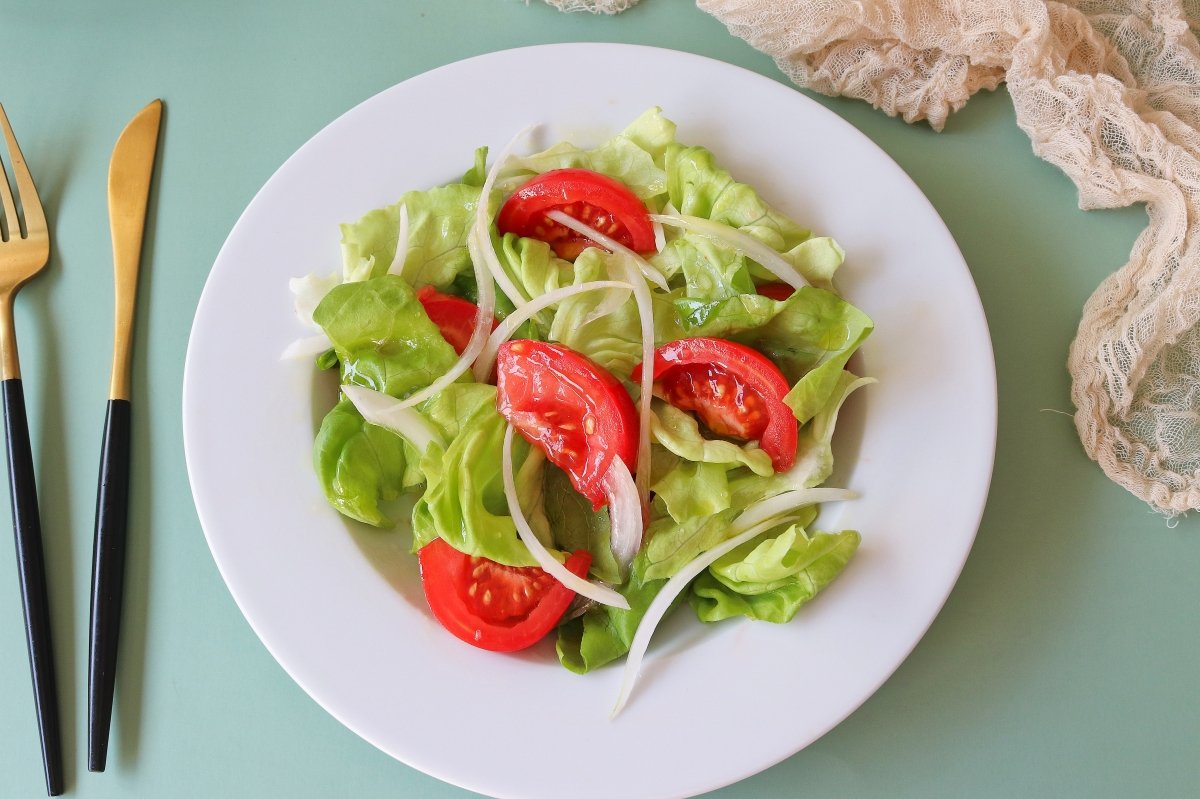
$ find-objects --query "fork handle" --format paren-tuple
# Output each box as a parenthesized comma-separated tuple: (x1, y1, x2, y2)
(88, 397, 132, 772)
(3, 378, 64, 796)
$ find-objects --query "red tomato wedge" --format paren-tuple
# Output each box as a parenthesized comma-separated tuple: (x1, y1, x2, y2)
(756, 282, 796, 302)
(418, 538, 591, 652)
(495, 168, 656, 261)
(416, 285, 493, 355)
(632, 337, 798, 472)
(495, 340, 638, 509)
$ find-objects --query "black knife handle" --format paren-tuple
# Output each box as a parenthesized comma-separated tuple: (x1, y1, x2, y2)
(3, 378, 64, 796)
(88, 398, 132, 772)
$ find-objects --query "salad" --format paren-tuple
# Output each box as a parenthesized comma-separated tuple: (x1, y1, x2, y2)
(286, 109, 873, 714)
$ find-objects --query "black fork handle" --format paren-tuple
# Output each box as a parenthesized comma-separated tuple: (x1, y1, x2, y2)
(3, 378, 64, 796)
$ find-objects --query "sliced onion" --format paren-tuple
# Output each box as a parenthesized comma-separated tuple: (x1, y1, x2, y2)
(471, 279, 634, 383)
(342, 383, 445, 453)
(280, 333, 333, 361)
(650, 213, 810, 291)
(607, 253, 656, 507)
(731, 487, 858, 534)
(582, 282, 633, 328)
(386, 203, 410, 276)
(387, 229, 496, 410)
(602, 456, 642, 575)
(289, 272, 341, 327)
(474, 126, 537, 308)
(501, 426, 630, 609)
(545, 210, 669, 290)
(611, 487, 857, 718)
(652, 217, 666, 253)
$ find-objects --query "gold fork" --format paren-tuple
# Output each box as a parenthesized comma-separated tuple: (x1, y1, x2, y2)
(0, 103, 64, 797)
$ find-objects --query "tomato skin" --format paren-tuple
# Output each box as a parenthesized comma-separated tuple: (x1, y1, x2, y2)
(632, 337, 798, 472)
(416, 286, 492, 355)
(756, 282, 796, 301)
(495, 340, 638, 509)
(495, 168, 656, 260)
(418, 539, 592, 652)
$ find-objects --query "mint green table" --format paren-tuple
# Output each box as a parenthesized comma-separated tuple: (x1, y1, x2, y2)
(2, 2, 1197, 797)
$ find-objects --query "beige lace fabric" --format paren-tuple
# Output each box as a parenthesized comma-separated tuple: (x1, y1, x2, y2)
(544, 0, 1200, 515)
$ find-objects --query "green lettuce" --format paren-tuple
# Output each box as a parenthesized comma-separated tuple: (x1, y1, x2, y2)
(548, 248, 681, 376)
(411, 387, 541, 567)
(556, 551, 668, 674)
(651, 460, 732, 523)
(310, 276, 460, 527)
(313, 398, 417, 528)
(313, 275, 459, 398)
(651, 401, 775, 475)
(503, 107, 675, 203)
(338, 183, 482, 288)
(690, 525, 860, 623)
(679, 287, 873, 421)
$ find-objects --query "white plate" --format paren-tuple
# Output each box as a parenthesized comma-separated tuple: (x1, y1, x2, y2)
(183, 44, 996, 799)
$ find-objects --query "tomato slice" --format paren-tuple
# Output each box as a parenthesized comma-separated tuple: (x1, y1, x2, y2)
(632, 337, 798, 472)
(416, 285, 493, 355)
(756, 282, 796, 302)
(495, 168, 656, 261)
(418, 538, 591, 652)
(495, 340, 638, 509)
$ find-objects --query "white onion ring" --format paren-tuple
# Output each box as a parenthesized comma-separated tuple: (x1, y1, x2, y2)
(649, 213, 810, 291)
(545, 210, 668, 290)
(474, 126, 537, 307)
(281, 333, 333, 361)
(342, 383, 445, 453)
(386, 203, 410, 276)
(501, 426, 630, 609)
(602, 456, 642, 575)
(611, 487, 857, 718)
(387, 228, 496, 410)
(471, 279, 634, 383)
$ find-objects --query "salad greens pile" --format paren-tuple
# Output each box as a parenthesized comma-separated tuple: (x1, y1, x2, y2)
(292, 108, 873, 681)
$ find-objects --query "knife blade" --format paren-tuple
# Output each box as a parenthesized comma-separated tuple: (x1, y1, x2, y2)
(88, 98, 162, 773)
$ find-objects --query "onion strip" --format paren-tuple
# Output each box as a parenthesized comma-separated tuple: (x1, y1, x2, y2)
(602, 457, 642, 575)
(385, 203, 410, 276)
(611, 487, 857, 717)
(387, 228, 496, 410)
(342, 383, 445, 454)
(545, 210, 669, 290)
(501, 426, 630, 609)
(281, 333, 333, 361)
(543, 210, 657, 506)
(471, 279, 634, 383)
(474, 126, 537, 308)
(650, 213, 810, 291)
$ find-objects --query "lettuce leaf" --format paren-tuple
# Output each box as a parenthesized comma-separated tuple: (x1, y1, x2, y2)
(411, 396, 534, 567)
(312, 398, 417, 528)
(556, 551, 669, 674)
(679, 287, 873, 420)
(311, 276, 459, 527)
(650, 401, 775, 475)
(314, 275, 459, 399)
(338, 183, 482, 289)
(690, 525, 859, 623)
(651, 460, 732, 523)
(503, 107, 674, 203)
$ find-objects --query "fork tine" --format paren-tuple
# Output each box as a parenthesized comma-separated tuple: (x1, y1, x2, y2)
(0, 104, 45, 239)
(0, 106, 19, 240)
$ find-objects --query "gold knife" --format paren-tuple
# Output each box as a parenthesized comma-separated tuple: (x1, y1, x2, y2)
(87, 98, 162, 773)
